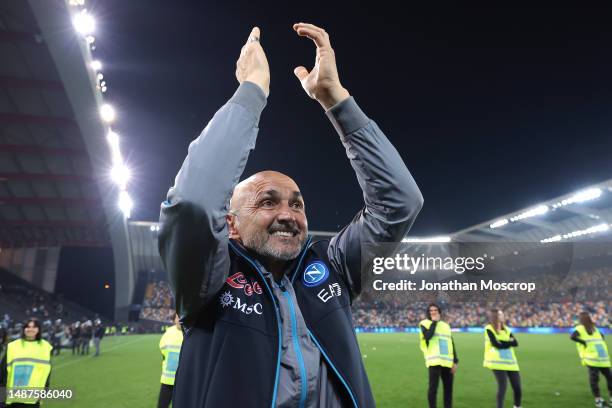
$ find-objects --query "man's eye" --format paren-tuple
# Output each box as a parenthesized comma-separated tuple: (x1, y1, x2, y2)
(261, 200, 275, 207)
(291, 202, 304, 209)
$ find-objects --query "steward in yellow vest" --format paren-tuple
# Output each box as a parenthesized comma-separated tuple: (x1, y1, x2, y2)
(483, 309, 522, 408)
(572, 324, 610, 368)
(419, 303, 457, 408)
(483, 323, 519, 371)
(419, 319, 455, 368)
(1, 319, 52, 406)
(570, 312, 611, 408)
(158, 315, 184, 408)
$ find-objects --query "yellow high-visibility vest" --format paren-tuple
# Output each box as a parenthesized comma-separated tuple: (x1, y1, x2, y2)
(574, 325, 610, 368)
(6, 338, 53, 404)
(419, 320, 454, 368)
(159, 325, 183, 385)
(483, 324, 519, 371)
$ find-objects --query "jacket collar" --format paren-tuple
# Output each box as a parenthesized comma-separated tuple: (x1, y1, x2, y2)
(229, 236, 313, 281)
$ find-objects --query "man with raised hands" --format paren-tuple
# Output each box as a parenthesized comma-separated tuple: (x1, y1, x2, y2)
(159, 23, 423, 407)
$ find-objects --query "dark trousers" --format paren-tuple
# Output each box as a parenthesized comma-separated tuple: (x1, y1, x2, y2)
(428, 365, 453, 408)
(51, 340, 61, 356)
(158, 383, 174, 408)
(80, 338, 89, 355)
(492, 370, 522, 408)
(588, 366, 612, 398)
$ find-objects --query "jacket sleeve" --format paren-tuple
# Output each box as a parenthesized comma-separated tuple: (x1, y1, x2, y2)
(420, 321, 437, 344)
(325, 97, 424, 299)
(452, 337, 458, 364)
(158, 82, 267, 326)
(0, 351, 6, 387)
(486, 329, 516, 349)
(570, 330, 586, 346)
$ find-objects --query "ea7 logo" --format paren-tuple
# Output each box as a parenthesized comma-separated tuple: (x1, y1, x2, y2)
(317, 283, 342, 303)
(226, 272, 263, 296)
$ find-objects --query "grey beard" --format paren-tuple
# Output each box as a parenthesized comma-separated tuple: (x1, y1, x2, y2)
(242, 230, 307, 261)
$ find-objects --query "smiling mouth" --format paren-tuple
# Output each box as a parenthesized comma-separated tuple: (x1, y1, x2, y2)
(269, 230, 298, 238)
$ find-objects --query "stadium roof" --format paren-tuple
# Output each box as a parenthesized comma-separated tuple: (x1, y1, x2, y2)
(0, 0, 132, 248)
(451, 178, 612, 243)
(0, 0, 135, 318)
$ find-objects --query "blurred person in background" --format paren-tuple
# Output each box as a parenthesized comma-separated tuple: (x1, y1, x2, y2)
(70, 322, 80, 355)
(419, 303, 458, 408)
(158, 315, 183, 408)
(50, 320, 62, 356)
(79, 321, 92, 355)
(93, 320, 105, 357)
(0, 318, 52, 407)
(484, 309, 522, 408)
(571, 311, 611, 408)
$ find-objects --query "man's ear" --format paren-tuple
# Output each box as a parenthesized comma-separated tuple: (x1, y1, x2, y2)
(227, 213, 240, 239)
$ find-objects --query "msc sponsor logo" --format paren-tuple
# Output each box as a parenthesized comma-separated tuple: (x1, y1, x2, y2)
(219, 291, 263, 315)
(226, 272, 263, 296)
(303, 262, 329, 287)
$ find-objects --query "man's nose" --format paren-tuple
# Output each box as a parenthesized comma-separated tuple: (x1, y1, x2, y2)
(276, 204, 296, 222)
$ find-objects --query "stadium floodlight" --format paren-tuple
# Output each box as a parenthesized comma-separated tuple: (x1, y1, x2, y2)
(541, 223, 610, 243)
(106, 130, 119, 146)
(90, 60, 102, 71)
(118, 191, 133, 218)
(563, 223, 609, 239)
(489, 219, 508, 229)
(97, 73, 104, 80)
(100, 104, 116, 123)
(106, 131, 122, 164)
(72, 10, 95, 35)
(101, 86, 108, 93)
(110, 163, 131, 188)
(402, 236, 451, 243)
(86, 35, 95, 44)
(150, 225, 156, 232)
(559, 188, 602, 207)
(510, 205, 549, 222)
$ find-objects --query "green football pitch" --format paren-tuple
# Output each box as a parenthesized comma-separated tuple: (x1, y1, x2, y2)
(43, 332, 608, 407)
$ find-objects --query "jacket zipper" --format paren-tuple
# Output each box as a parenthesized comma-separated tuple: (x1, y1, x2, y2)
(288, 237, 359, 407)
(308, 330, 359, 407)
(282, 290, 308, 408)
(228, 241, 282, 408)
(229, 237, 312, 408)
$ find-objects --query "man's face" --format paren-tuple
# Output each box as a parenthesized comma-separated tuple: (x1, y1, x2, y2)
(228, 171, 308, 261)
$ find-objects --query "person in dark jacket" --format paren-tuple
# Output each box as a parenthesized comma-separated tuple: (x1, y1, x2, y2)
(79, 322, 92, 355)
(93, 320, 105, 357)
(70, 323, 80, 355)
(158, 23, 423, 408)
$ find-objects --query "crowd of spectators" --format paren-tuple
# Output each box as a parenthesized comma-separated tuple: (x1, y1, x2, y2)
(140, 281, 175, 322)
(352, 266, 610, 328)
(351, 300, 609, 328)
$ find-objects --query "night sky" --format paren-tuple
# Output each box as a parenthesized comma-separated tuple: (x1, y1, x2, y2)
(91, 2, 612, 235)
